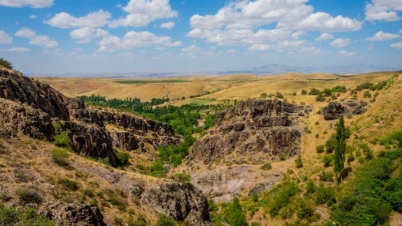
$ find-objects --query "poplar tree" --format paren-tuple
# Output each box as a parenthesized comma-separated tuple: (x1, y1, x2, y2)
(334, 115, 346, 182)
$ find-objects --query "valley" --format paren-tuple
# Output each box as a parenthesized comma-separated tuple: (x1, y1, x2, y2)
(1, 62, 402, 226)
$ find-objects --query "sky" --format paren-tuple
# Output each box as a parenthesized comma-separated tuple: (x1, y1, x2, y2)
(0, 0, 401, 75)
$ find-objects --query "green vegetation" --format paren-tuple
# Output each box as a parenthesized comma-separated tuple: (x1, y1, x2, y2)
(57, 178, 79, 191)
(0, 207, 55, 226)
(128, 215, 147, 226)
(229, 197, 248, 226)
(16, 187, 43, 204)
(53, 132, 70, 147)
(0, 58, 13, 70)
(156, 215, 176, 226)
(171, 173, 191, 183)
(49, 148, 70, 167)
(115, 79, 189, 84)
(116, 152, 129, 165)
(334, 116, 346, 181)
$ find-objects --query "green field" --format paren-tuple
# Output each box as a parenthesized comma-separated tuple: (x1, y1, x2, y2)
(114, 80, 190, 84)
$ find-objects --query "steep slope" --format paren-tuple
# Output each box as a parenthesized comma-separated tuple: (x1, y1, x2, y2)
(0, 68, 211, 225)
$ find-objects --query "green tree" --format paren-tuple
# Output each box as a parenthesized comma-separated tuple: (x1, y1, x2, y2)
(334, 116, 346, 181)
(229, 197, 248, 226)
(0, 58, 13, 70)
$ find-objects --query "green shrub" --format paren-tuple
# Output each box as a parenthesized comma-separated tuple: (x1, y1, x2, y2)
(171, 173, 191, 183)
(316, 145, 325, 154)
(279, 154, 287, 161)
(156, 215, 176, 226)
(320, 171, 334, 182)
(0, 207, 55, 226)
(261, 163, 272, 170)
(297, 200, 314, 219)
(252, 193, 259, 203)
(309, 88, 321, 95)
(295, 155, 303, 168)
(301, 90, 307, 95)
(0, 58, 13, 70)
(114, 217, 124, 225)
(116, 152, 129, 165)
(54, 132, 70, 147)
(306, 180, 316, 195)
(323, 155, 334, 167)
(52, 121, 62, 135)
(50, 148, 69, 166)
(83, 189, 94, 198)
(16, 187, 43, 204)
(268, 182, 299, 217)
(229, 197, 248, 226)
(315, 184, 336, 205)
(57, 178, 79, 191)
(109, 197, 127, 211)
(276, 92, 284, 99)
(128, 215, 147, 226)
(325, 134, 336, 153)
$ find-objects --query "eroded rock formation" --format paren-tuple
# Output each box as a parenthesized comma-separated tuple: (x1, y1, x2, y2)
(323, 100, 367, 120)
(191, 99, 303, 164)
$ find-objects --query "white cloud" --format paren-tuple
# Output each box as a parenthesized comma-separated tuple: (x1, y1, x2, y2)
(390, 41, 402, 49)
(45, 10, 111, 28)
(330, 38, 352, 47)
(369, 43, 374, 50)
(365, 0, 401, 22)
(182, 45, 201, 52)
(366, 31, 400, 41)
(97, 30, 180, 52)
(70, 27, 109, 43)
(315, 33, 334, 42)
(278, 12, 363, 32)
(189, 0, 362, 32)
(400, 29, 402, 33)
(337, 50, 356, 56)
(29, 15, 38, 19)
(248, 44, 272, 51)
(0, 30, 13, 44)
(0, 0, 53, 8)
(2, 47, 30, 52)
(15, 27, 58, 47)
(227, 49, 235, 53)
(109, 0, 178, 28)
(160, 21, 175, 29)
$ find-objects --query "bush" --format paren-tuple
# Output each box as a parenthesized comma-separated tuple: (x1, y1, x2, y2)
(54, 132, 70, 147)
(306, 180, 316, 194)
(0, 207, 55, 226)
(50, 148, 69, 166)
(276, 92, 284, 99)
(316, 145, 325, 154)
(57, 178, 79, 191)
(261, 163, 272, 171)
(0, 58, 13, 70)
(116, 152, 129, 165)
(301, 90, 307, 95)
(295, 155, 303, 168)
(297, 200, 314, 219)
(229, 197, 248, 226)
(16, 187, 43, 204)
(171, 173, 191, 183)
(316, 94, 326, 102)
(128, 215, 147, 226)
(315, 184, 336, 205)
(279, 154, 287, 161)
(309, 88, 321, 95)
(320, 171, 334, 182)
(156, 215, 176, 226)
(268, 182, 299, 217)
(323, 155, 334, 167)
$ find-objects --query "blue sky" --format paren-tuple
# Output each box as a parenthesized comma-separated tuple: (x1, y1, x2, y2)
(0, 0, 401, 74)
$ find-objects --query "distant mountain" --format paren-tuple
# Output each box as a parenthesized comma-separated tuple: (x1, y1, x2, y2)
(220, 64, 401, 75)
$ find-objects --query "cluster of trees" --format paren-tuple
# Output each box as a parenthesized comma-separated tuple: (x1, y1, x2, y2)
(190, 89, 220, 98)
(0, 58, 13, 70)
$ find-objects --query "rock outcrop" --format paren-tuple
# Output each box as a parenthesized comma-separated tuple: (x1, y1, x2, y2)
(323, 100, 367, 120)
(191, 99, 303, 164)
(131, 182, 212, 226)
(40, 203, 106, 226)
(0, 68, 182, 165)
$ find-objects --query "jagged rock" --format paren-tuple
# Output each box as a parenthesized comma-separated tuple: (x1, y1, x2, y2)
(248, 181, 277, 196)
(0, 70, 70, 120)
(191, 99, 303, 164)
(40, 203, 106, 226)
(138, 183, 212, 225)
(323, 101, 367, 120)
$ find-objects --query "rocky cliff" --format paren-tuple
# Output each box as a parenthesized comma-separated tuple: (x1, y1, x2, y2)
(182, 99, 307, 202)
(0, 68, 211, 225)
(0, 68, 182, 165)
(323, 100, 367, 120)
(191, 99, 304, 164)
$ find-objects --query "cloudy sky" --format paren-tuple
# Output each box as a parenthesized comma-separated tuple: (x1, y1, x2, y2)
(0, 0, 401, 74)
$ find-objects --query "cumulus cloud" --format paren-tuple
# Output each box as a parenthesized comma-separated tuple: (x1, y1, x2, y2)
(29, 15, 38, 19)
(365, 0, 401, 22)
(0, 30, 13, 44)
(0, 0, 53, 8)
(70, 27, 109, 43)
(315, 33, 334, 42)
(15, 27, 58, 47)
(45, 10, 111, 28)
(97, 30, 181, 52)
(160, 21, 175, 29)
(337, 50, 356, 56)
(390, 41, 402, 49)
(330, 38, 352, 47)
(366, 31, 400, 41)
(109, 0, 177, 28)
